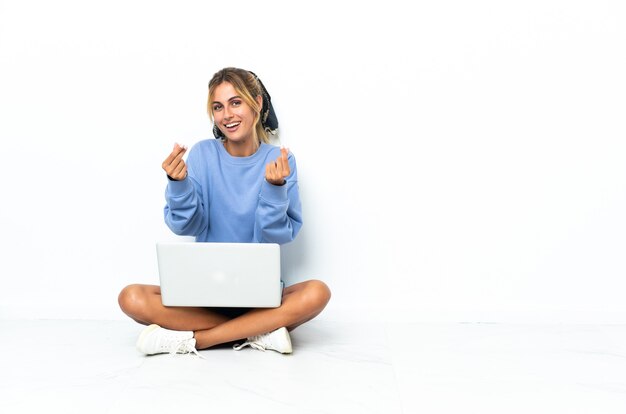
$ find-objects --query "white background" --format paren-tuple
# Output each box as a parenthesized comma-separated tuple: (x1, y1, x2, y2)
(0, 0, 624, 322)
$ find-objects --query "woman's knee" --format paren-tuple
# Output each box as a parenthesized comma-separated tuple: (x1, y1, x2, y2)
(303, 280, 331, 311)
(118, 284, 148, 317)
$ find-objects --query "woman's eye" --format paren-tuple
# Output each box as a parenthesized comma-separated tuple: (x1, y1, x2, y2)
(213, 104, 222, 111)
(232, 100, 241, 107)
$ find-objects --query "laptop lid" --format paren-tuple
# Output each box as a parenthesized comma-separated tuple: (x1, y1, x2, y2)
(156, 242, 282, 308)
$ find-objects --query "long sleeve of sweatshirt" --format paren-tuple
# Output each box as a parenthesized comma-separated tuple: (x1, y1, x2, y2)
(254, 160, 303, 244)
(163, 174, 208, 237)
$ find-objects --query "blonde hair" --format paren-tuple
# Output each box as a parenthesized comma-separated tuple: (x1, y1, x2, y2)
(207, 67, 269, 146)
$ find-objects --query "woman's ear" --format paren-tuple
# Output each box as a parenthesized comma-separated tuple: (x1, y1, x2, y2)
(256, 94, 263, 109)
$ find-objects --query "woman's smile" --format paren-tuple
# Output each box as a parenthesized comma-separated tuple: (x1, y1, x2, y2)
(224, 121, 241, 133)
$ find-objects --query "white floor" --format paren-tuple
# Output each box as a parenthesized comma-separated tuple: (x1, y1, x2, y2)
(1, 320, 626, 413)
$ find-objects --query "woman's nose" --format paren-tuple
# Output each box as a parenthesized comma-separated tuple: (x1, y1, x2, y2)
(223, 106, 232, 119)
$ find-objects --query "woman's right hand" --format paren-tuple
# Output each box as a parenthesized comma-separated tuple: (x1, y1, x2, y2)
(162, 143, 188, 180)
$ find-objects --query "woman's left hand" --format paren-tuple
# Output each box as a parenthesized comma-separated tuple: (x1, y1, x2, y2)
(265, 148, 290, 186)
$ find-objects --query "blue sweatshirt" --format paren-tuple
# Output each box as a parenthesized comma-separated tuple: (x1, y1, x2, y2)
(164, 139, 303, 244)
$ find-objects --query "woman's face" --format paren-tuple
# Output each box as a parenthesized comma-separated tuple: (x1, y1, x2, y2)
(211, 81, 260, 145)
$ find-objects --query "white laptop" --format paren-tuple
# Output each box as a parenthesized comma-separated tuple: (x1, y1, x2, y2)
(156, 242, 282, 308)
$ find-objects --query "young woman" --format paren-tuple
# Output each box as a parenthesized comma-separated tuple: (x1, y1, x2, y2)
(118, 67, 331, 355)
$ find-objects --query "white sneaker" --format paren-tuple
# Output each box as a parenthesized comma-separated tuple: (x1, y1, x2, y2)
(136, 324, 202, 357)
(232, 327, 293, 354)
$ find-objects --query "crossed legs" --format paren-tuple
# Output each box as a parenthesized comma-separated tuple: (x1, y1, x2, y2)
(118, 280, 331, 350)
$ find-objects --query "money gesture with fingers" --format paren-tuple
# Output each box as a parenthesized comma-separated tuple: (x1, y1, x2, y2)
(265, 147, 290, 186)
(162, 143, 188, 181)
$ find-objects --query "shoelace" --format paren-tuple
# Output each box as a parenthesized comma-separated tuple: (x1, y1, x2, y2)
(233, 335, 267, 351)
(168, 338, 206, 359)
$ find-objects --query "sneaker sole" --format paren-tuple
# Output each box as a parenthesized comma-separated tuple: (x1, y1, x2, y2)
(136, 324, 160, 354)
